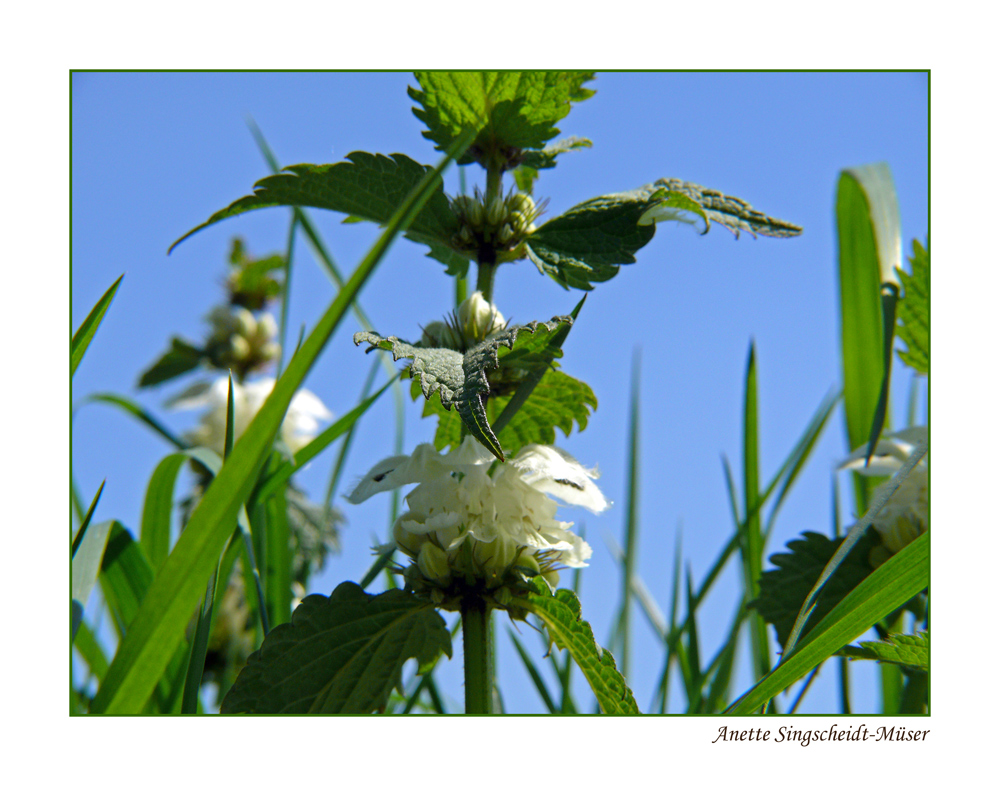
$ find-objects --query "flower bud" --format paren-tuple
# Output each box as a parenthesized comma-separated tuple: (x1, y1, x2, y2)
(417, 541, 452, 584)
(497, 223, 514, 244)
(229, 334, 251, 361)
(486, 195, 505, 226)
(457, 291, 505, 342)
(393, 518, 427, 558)
(256, 312, 278, 342)
(458, 225, 474, 245)
(508, 193, 535, 215)
(475, 536, 518, 574)
(541, 569, 560, 590)
(514, 551, 541, 576)
(233, 307, 257, 339)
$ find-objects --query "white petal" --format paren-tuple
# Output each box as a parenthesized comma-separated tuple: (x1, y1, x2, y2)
(838, 426, 928, 475)
(345, 443, 450, 504)
(511, 444, 609, 513)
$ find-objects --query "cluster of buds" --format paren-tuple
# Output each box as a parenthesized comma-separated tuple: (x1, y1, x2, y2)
(204, 305, 280, 378)
(450, 189, 545, 255)
(417, 291, 507, 352)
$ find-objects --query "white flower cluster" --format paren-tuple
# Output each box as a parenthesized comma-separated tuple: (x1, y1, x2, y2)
(840, 426, 928, 554)
(348, 437, 607, 592)
(419, 291, 506, 350)
(172, 376, 331, 455)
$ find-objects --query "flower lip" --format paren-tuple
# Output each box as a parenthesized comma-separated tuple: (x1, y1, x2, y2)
(838, 426, 927, 476)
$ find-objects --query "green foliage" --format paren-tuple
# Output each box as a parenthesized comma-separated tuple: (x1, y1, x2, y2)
(355, 315, 573, 460)
(749, 530, 879, 649)
(409, 71, 595, 167)
(170, 152, 458, 253)
(420, 368, 596, 458)
(896, 238, 929, 374)
(220, 582, 451, 713)
(841, 631, 928, 671)
(728, 533, 928, 714)
(138, 337, 205, 388)
(836, 170, 888, 454)
(519, 578, 640, 714)
(89, 132, 472, 715)
(71, 518, 114, 640)
(513, 136, 593, 195)
(527, 178, 801, 290)
(72, 274, 123, 377)
(225, 237, 284, 310)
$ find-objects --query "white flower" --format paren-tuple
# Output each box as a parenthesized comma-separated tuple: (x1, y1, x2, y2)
(839, 426, 928, 554)
(172, 376, 332, 455)
(348, 437, 607, 581)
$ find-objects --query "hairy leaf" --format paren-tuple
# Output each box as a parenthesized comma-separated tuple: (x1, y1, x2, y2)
(355, 316, 571, 460)
(527, 178, 801, 290)
(748, 530, 879, 649)
(841, 631, 928, 671)
(220, 582, 451, 714)
(420, 368, 596, 458)
(520, 578, 639, 714)
(896, 238, 929, 374)
(170, 152, 458, 252)
(409, 71, 595, 167)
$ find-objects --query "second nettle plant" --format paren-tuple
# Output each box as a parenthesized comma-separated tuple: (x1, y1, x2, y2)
(170, 72, 806, 714)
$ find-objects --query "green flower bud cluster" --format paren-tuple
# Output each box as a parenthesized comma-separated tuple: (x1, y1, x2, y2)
(395, 523, 560, 619)
(205, 304, 280, 377)
(449, 189, 544, 255)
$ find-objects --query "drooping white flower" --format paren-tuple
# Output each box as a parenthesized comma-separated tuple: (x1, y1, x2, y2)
(171, 376, 331, 455)
(839, 426, 928, 554)
(348, 437, 607, 584)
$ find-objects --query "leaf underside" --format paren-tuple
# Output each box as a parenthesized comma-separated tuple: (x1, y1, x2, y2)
(221, 582, 451, 714)
(354, 316, 572, 460)
(527, 178, 802, 290)
(170, 152, 458, 252)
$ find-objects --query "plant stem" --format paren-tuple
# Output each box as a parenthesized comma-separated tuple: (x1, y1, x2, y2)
(461, 596, 494, 714)
(475, 244, 497, 303)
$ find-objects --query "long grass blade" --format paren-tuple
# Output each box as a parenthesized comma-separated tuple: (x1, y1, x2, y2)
(71, 479, 106, 558)
(509, 631, 559, 713)
(618, 348, 641, 680)
(83, 393, 188, 450)
(72, 274, 123, 377)
(90, 130, 472, 713)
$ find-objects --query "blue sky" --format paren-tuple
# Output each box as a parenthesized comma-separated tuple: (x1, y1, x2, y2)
(71, 71, 928, 713)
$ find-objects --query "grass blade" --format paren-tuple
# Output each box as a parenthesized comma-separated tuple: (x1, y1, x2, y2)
(618, 348, 641, 680)
(71, 479, 106, 558)
(726, 532, 928, 715)
(72, 274, 123, 377)
(90, 130, 472, 714)
(83, 393, 188, 451)
(509, 631, 559, 713)
(71, 518, 114, 640)
(139, 454, 188, 572)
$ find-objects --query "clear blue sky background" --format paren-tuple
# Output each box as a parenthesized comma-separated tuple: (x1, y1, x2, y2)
(71, 71, 928, 713)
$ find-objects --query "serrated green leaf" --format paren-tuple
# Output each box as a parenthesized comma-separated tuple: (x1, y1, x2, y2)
(527, 178, 801, 290)
(409, 71, 595, 167)
(355, 316, 572, 460)
(749, 530, 878, 649)
(220, 582, 450, 714)
(841, 631, 928, 671)
(896, 238, 929, 374)
(520, 578, 639, 714)
(72, 274, 123, 378)
(170, 152, 459, 253)
(727, 533, 928, 714)
(137, 337, 205, 388)
(421, 368, 596, 458)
